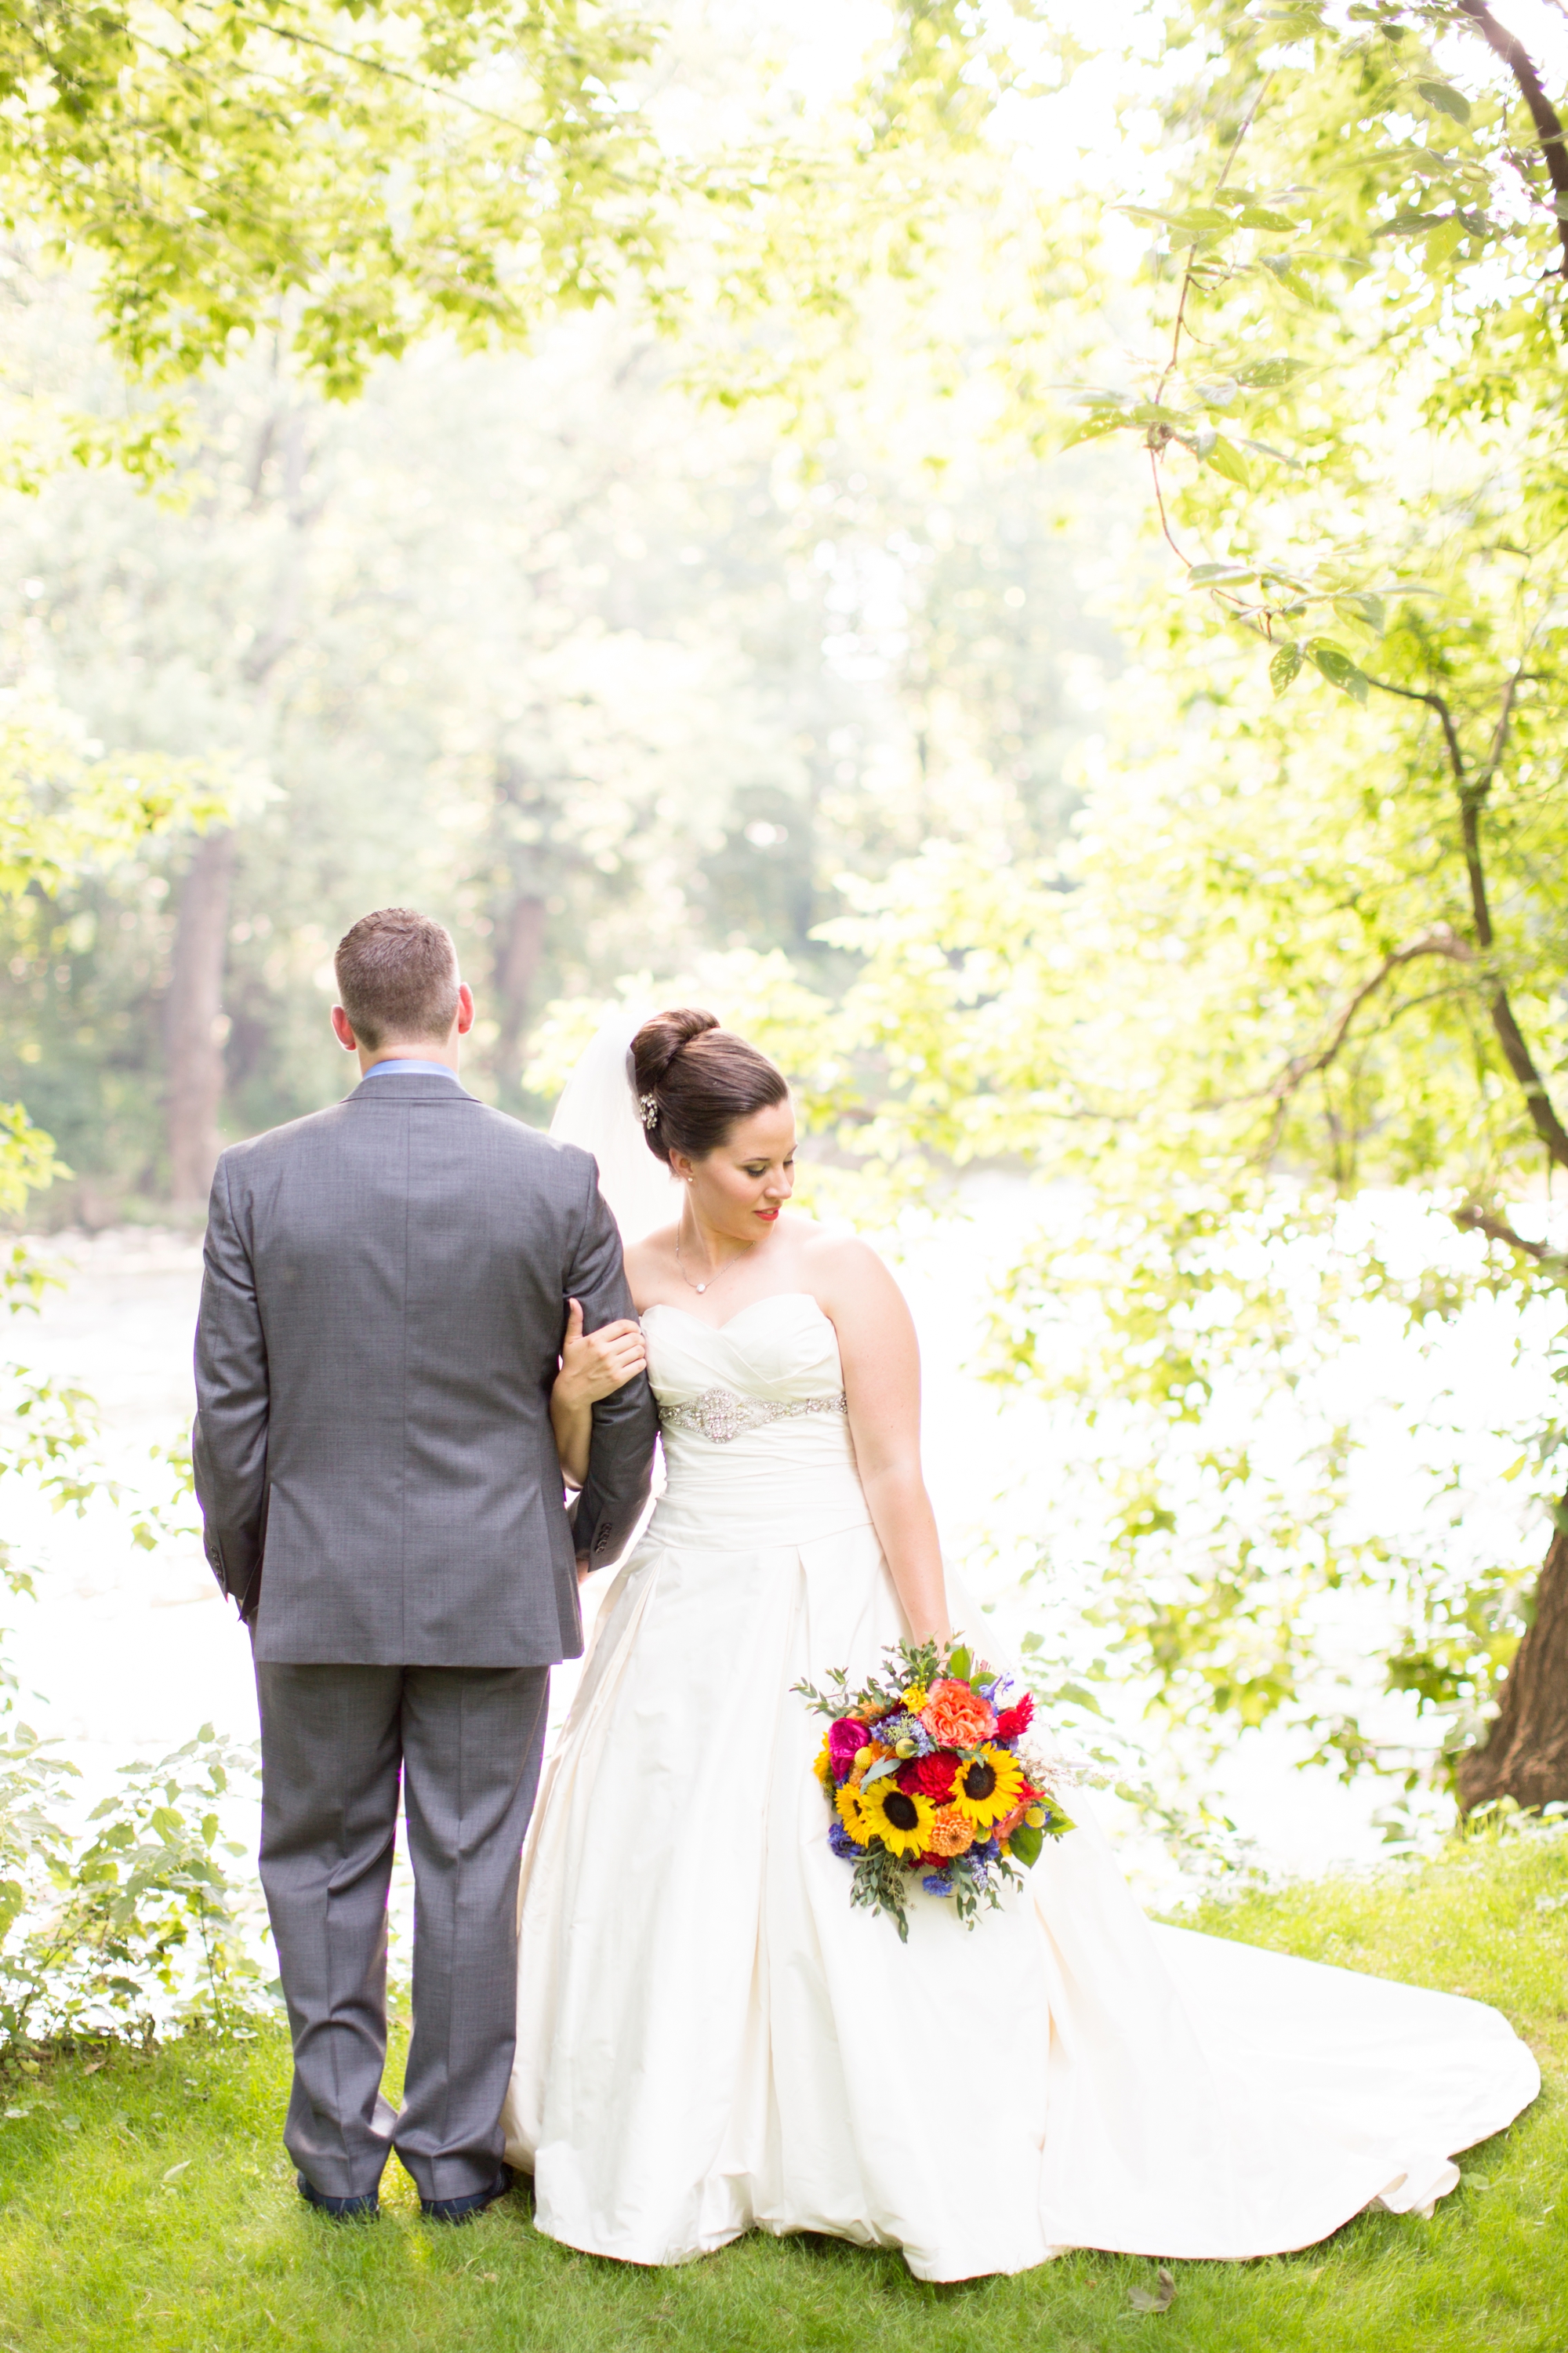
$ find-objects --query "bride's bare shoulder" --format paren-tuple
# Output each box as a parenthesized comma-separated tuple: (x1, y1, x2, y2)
(793, 1218, 898, 1297)
(624, 1224, 680, 1307)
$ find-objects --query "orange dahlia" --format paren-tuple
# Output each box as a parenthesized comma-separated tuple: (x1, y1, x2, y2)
(920, 1678, 997, 1751)
(924, 1804, 976, 1857)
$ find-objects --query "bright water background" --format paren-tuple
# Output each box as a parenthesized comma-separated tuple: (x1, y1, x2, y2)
(5, 1182, 1555, 1925)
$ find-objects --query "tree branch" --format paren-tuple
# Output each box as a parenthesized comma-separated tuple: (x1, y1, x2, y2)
(1364, 673, 1468, 785)
(1452, 1204, 1564, 1262)
(1265, 930, 1475, 1114)
(1455, 0, 1568, 278)
(1368, 664, 1568, 1167)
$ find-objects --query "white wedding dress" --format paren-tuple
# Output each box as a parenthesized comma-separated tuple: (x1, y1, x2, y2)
(503, 1292, 1538, 2281)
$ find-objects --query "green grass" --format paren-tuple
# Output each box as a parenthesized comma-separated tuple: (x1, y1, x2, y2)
(2, 1827, 1566, 2352)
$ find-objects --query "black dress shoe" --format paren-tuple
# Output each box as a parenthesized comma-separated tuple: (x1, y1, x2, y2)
(298, 2173, 380, 2220)
(419, 2164, 514, 2224)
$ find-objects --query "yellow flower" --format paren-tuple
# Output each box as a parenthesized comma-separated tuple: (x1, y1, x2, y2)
(854, 1770, 935, 1860)
(815, 1733, 836, 1793)
(901, 1682, 929, 1715)
(836, 1740, 899, 1846)
(947, 1743, 1026, 1835)
(835, 1778, 872, 1844)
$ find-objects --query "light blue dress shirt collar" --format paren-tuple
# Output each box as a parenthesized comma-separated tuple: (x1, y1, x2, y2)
(360, 1058, 457, 1079)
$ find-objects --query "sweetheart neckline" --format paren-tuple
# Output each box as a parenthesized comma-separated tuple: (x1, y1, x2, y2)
(640, 1293, 829, 1338)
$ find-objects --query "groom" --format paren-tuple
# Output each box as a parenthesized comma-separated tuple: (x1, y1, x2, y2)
(192, 906, 657, 2220)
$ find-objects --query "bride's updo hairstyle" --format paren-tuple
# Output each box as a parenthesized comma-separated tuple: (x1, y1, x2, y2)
(632, 1008, 788, 1167)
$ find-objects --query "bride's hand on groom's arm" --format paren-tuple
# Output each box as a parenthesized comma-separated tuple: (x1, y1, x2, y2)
(557, 1299, 647, 1405)
(551, 1298, 648, 1490)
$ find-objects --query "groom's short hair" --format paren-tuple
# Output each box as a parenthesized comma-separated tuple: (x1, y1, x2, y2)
(335, 908, 461, 1049)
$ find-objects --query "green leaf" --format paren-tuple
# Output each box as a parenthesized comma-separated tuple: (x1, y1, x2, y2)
(1007, 1821, 1044, 1866)
(1333, 592, 1386, 635)
(1202, 438, 1253, 487)
(1416, 81, 1471, 125)
(1237, 207, 1301, 232)
(1054, 1680, 1108, 1719)
(1233, 358, 1308, 388)
(1309, 642, 1370, 703)
(1425, 217, 1465, 271)
(947, 1644, 973, 1683)
(1270, 641, 1305, 697)
(1189, 562, 1256, 585)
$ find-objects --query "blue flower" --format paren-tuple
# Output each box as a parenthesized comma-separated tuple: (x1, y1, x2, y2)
(828, 1819, 862, 1861)
(972, 1835, 1001, 1865)
(922, 1872, 955, 1897)
(870, 1709, 934, 1757)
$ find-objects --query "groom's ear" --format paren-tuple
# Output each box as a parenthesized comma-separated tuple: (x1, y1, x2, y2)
(455, 982, 475, 1037)
(331, 1005, 358, 1053)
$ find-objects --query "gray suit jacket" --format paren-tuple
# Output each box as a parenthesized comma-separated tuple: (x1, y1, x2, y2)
(192, 1069, 658, 1666)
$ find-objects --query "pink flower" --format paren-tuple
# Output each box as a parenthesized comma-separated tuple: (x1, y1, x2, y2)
(828, 1718, 870, 1783)
(920, 1679, 997, 1751)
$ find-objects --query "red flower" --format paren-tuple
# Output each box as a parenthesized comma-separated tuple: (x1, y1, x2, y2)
(994, 1692, 1035, 1742)
(898, 1750, 959, 1801)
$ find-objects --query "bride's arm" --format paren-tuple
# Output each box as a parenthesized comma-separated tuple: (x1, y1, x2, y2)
(551, 1298, 648, 1491)
(822, 1241, 950, 1645)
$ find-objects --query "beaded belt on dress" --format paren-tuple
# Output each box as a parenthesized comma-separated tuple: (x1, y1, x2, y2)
(657, 1389, 848, 1445)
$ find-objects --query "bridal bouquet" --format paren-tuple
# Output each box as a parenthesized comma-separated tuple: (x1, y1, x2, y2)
(795, 1638, 1073, 1940)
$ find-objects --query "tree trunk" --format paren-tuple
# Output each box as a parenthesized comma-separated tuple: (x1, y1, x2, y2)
(494, 891, 546, 1087)
(1457, 1498, 1568, 1811)
(164, 828, 235, 1206)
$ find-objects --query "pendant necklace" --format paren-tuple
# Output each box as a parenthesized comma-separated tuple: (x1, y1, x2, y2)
(675, 1218, 739, 1297)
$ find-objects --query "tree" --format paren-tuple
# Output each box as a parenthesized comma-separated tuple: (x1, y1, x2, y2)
(0, 0, 671, 410)
(774, 0, 1568, 1812)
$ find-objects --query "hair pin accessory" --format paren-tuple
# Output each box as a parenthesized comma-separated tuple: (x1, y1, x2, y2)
(638, 1091, 659, 1129)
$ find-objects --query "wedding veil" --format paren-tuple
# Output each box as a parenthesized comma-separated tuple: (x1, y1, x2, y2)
(549, 1005, 683, 1246)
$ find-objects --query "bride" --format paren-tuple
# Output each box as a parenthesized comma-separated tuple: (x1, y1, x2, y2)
(502, 1006, 1538, 2281)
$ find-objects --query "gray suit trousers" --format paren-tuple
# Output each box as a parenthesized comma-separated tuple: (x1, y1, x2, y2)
(255, 1661, 549, 2205)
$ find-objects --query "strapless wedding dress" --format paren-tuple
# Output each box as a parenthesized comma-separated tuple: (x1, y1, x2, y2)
(502, 1294, 1537, 2281)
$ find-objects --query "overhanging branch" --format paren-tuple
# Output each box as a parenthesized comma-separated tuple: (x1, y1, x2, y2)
(1455, 0, 1568, 279)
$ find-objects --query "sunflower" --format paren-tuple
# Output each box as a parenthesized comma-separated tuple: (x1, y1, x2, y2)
(947, 1743, 1026, 1835)
(835, 1777, 873, 1843)
(835, 1739, 900, 1840)
(853, 1771, 936, 1860)
(815, 1733, 836, 1794)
